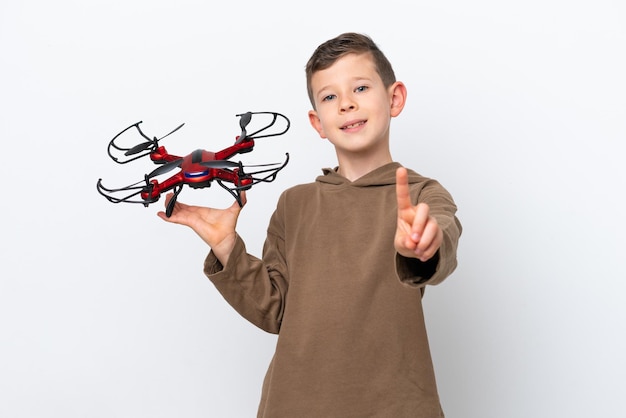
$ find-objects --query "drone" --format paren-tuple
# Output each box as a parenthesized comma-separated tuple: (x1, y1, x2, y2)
(97, 111, 290, 217)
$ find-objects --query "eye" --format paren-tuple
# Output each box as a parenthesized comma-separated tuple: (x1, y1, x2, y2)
(355, 85, 368, 93)
(322, 94, 336, 102)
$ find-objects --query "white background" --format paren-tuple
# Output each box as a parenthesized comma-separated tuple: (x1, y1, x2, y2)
(1, 1, 625, 417)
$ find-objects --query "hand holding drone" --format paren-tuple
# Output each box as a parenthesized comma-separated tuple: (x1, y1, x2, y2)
(97, 111, 290, 217)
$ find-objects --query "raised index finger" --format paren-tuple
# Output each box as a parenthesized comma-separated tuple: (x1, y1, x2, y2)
(396, 167, 412, 212)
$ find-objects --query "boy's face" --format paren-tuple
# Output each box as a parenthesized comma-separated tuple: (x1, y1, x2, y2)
(308, 53, 405, 159)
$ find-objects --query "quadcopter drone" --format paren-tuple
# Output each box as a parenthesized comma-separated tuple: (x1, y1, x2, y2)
(97, 111, 290, 217)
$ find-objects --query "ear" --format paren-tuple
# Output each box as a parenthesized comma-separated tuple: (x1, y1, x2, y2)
(389, 81, 407, 118)
(308, 109, 327, 138)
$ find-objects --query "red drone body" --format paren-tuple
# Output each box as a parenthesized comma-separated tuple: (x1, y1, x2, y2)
(97, 111, 289, 216)
(138, 141, 256, 200)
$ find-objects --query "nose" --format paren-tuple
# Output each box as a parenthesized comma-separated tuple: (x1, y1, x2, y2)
(339, 94, 357, 113)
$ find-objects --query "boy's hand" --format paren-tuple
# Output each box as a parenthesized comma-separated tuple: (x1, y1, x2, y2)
(395, 167, 442, 262)
(157, 191, 246, 266)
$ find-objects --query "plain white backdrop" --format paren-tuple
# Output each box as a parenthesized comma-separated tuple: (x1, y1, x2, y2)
(1, 1, 624, 417)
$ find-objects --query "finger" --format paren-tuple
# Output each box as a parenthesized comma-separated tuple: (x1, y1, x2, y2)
(415, 218, 443, 261)
(157, 210, 171, 221)
(411, 203, 430, 240)
(415, 217, 438, 253)
(396, 167, 412, 213)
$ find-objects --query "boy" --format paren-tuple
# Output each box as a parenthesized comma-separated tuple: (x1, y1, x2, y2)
(159, 32, 462, 418)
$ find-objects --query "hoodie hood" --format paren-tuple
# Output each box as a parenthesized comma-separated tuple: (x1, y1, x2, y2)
(317, 162, 425, 187)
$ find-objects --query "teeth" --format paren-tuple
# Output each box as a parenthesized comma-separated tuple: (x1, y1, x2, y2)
(343, 121, 364, 129)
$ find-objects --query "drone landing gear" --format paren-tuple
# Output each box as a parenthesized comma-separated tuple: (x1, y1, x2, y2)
(215, 179, 247, 208)
(165, 184, 184, 217)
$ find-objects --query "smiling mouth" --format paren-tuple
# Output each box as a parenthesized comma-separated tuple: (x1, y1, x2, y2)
(341, 121, 366, 130)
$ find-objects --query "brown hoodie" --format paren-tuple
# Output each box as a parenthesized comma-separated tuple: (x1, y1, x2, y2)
(205, 162, 462, 418)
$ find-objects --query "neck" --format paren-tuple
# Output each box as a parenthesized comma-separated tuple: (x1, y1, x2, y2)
(335, 151, 393, 181)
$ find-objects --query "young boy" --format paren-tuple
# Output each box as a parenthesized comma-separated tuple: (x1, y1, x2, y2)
(158, 32, 462, 418)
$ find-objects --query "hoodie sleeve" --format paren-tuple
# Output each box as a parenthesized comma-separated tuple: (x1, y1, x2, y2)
(204, 225, 287, 334)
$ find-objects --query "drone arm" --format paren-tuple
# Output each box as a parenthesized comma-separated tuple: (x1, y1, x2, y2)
(215, 140, 255, 161)
(149, 147, 181, 164)
(143, 172, 186, 201)
(96, 170, 187, 207)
